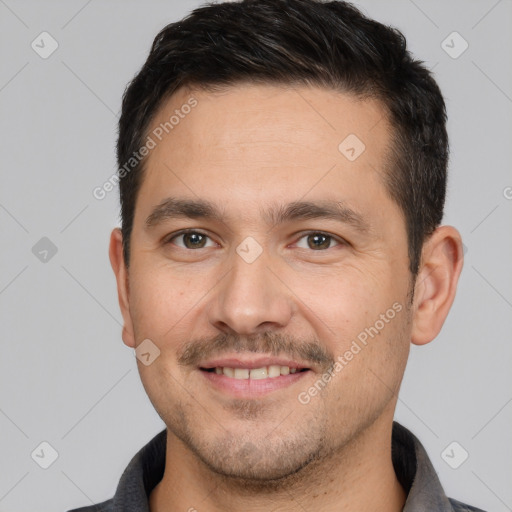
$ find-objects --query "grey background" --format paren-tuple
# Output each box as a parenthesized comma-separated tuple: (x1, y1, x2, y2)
(0, 0, 511, 510)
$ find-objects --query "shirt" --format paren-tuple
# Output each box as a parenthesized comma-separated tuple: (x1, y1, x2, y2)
(67, 422, 486, 512)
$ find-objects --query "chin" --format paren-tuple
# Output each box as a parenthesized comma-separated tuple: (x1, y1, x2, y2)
(188, 431, 326, 484)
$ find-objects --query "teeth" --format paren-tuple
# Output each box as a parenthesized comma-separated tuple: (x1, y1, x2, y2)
(213, 365, 303, 379)
(223, 367, 234, 378)
(250, 367, 268, 379)
(268, 365, 281, 378)
(234, 368, 249, 379)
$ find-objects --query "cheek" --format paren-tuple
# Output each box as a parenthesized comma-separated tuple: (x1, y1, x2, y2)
(128, 260, 206, 341)
(290, 263, 395, 344)
(321, 302, 411, 414)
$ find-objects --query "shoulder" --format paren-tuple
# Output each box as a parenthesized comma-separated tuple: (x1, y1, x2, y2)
(449, 497, 488, 512)
(66, 498, 113, 512)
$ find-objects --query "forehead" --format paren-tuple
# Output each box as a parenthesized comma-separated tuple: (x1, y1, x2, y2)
(137, 83, 395, 222)
(149, 83, 387, 159)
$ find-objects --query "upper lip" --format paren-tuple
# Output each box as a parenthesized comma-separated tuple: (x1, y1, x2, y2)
(198, 355, 311, 371)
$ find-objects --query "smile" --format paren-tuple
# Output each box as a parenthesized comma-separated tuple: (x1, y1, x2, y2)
(199, 364, 311, 398)
(202, 365, 308, 379)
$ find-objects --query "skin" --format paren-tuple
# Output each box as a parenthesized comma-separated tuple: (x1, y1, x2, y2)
(109, 83, 464, 512)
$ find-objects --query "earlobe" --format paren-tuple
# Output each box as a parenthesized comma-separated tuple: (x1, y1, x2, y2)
(109, 228, 136, 348)
(410, 225, 464, 346)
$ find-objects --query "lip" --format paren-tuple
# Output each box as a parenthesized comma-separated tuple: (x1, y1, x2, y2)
(200, 367, 310, 398)
(198, 355, 310, 371)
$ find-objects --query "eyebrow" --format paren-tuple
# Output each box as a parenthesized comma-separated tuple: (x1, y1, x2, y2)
(145, 197, 370, 233)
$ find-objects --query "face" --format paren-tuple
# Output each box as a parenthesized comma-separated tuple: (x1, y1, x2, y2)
(116, 84, 414, 481)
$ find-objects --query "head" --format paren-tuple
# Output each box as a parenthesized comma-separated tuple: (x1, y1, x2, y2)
(110, 0, 463, 484)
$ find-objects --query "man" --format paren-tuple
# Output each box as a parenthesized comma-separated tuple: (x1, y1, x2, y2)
(69, 0, 486, 510)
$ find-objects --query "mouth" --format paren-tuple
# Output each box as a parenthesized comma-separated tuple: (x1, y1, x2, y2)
(198, 356, 312, 397)
(200, 365, 309, 379)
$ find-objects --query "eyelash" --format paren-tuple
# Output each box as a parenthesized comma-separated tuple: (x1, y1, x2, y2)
(164, 229, 346, 251)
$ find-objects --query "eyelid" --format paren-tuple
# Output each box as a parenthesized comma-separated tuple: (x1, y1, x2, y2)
(291, 230, 346, 249)
(164, 229, 217, 247)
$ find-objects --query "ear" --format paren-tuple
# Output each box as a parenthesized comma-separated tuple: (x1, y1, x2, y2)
(109, 228, 136, 348)
(410, 225, 464, 346)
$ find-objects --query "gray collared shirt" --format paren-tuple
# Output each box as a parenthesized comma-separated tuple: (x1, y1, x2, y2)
(67, 422, 486, 511)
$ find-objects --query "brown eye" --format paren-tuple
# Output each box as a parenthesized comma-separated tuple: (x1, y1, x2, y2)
(183, 233, 207, 248)
(168, 231, 214, 249)
(295, 232, 342, 250)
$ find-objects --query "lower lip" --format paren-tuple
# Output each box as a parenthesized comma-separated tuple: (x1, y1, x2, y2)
(200, 369, 310, 398)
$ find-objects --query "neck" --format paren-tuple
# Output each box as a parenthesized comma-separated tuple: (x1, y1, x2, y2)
(149, 415, 406, 512)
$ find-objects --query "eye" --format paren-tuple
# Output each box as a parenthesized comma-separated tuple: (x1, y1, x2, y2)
(294, 232, 343, 250)
(166, 230, 216, 249)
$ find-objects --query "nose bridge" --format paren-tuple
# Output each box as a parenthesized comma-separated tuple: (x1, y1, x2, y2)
(208, 241, 292, 334)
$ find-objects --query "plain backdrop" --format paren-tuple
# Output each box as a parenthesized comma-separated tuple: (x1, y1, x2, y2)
(0, 1, 511, 511)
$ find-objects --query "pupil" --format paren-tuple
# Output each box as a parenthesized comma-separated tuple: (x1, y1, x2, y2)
(185, 233, 205, 248)
(309, 234, 329, 250)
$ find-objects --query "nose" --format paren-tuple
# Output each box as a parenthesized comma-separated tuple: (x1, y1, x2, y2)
(207, 247, 294, 336)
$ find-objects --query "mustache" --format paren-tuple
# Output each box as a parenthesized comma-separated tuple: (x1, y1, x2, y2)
(177, 331, 334, 371)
